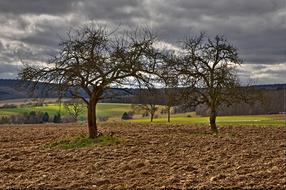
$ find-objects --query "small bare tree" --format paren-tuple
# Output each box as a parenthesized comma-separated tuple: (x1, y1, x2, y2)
(134, 103, 159, 122)
(159, 52, 181, 122)
(19, 25, 158, 138)
(64, 98, 85, 122)
(132, 89, 160, 122)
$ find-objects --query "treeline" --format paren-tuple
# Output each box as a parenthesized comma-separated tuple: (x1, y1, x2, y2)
(0, 111, 61, 125)
(210, 89, 286, 116)
(112, 87, 286, 116)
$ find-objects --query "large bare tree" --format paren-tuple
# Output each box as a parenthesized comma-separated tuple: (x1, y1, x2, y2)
(19, 25, 158, 138)
(178, 33, 244, 133)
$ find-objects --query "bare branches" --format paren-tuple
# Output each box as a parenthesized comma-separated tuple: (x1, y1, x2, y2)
(19, 25, 159, 101)
(18, 24, 252, 133)
(18, 24, 162, 137)
(174, 33, 246, 132)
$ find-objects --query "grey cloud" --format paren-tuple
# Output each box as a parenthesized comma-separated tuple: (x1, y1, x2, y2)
(0, 0, 78, 15)
(0, 0, 285, 84)
(19, 22, 68, 49)
(255, 72, 286, 84)
(170, 0, 285, 18)
(0, 63, 20, 75)
(0, 41, 3, 50)
(0, 66, 19, 79)
(81, 0, 143, 18)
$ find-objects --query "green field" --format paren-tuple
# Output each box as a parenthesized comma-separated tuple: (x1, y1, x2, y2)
(131, 113, 286, 126)
(0, 102, 285, 126)
(0, 103, 133, 120)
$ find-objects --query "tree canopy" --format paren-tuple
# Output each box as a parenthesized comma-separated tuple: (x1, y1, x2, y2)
(19, 26, 250, 135)
(19, 25, 159, 138)
(175, 33, 244, 132)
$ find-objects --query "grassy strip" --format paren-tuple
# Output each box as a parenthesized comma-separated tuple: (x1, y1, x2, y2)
(130, 114, 286, 126)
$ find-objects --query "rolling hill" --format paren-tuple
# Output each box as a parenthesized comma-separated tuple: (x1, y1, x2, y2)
(0, 79, 135, 101)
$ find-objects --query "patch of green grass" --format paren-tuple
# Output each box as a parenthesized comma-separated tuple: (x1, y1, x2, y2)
(45, 135, 120, 149)
(96, 103, 132, 118)
(0, 104, 67, 117)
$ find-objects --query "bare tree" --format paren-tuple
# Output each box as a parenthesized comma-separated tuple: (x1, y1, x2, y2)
(158, 53, 181, 122)
(162, 88, 178, 122)
(19, 25, 158, 138)
(133, 103, 159, 122)
(64, 98, 85, 122)
(178, 33, 245, 133)
(132, 89, 160, 122)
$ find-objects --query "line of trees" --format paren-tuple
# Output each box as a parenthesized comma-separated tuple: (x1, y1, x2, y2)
(19, 25, 251, 138)
(0, 111, 62, 124)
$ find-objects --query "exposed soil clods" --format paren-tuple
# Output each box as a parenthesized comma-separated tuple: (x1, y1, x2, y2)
(0, 123, 285, 189)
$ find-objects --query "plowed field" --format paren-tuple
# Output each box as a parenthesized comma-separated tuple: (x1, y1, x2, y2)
(0, 123, 285, 189)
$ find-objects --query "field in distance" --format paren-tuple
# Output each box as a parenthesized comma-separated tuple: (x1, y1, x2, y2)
(0, 102, 132, 120)
(132, 113, 286, 126)
(0, 101, 285, 126)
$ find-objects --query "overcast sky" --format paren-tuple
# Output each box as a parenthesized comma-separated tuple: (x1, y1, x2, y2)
(0, 0, 285, 84)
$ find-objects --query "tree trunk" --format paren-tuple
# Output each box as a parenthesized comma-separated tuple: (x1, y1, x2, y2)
(167, 106, 171, 123)
(209, 107, 218, 133)
(87, 97, 98, 138)
(150, 113, 154, 122)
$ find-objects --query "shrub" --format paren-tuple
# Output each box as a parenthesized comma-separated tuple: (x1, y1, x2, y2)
(25, 111, 44, 124)
(0, 116, 10, 124)
(1, 111, 51, 125)
(121, 112, 132, 120)
(53, 113, 62, 123)
(42, 112, 49, 122)
(14, 111, 45, 124)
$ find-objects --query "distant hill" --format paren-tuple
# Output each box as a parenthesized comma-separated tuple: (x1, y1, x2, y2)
(0, 79, 61, 100)
(251, 83, 286, 90)
(0, 79, 135, 101)
(0, 79, 285, 101)
(0, 80, 27, 100)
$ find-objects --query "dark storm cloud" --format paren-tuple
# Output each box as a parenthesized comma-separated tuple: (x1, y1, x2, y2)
(19, 21, 69, 48)
(0, 0, 78, 15)
(167, 0, 285, 18)
(80, 0, 143, 20)
(0, 0, 285, 84)
(0, 41, 3, 50)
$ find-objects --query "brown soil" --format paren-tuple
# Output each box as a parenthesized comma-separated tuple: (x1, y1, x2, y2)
(0, 123, 285, 189)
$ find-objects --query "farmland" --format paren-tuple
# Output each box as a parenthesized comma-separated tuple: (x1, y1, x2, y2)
(0, 102, 285, 126)
(0, 102, 285, 189)
(0, 102, 285, 188)
(0, 123, 285, 189)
